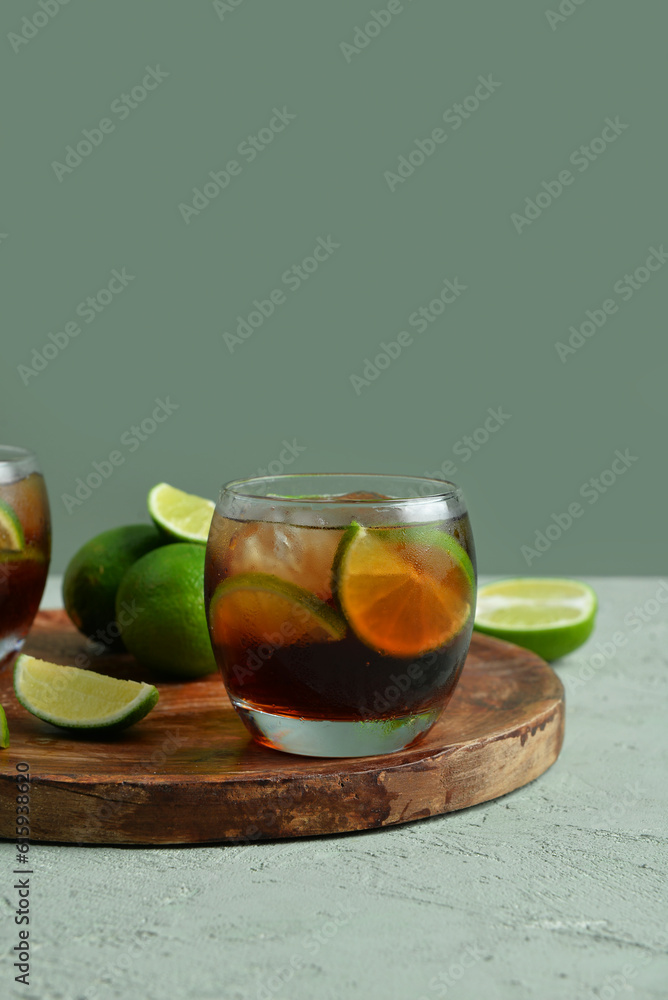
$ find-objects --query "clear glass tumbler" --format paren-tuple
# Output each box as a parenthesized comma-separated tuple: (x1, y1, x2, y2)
(205, 474, 476, 757)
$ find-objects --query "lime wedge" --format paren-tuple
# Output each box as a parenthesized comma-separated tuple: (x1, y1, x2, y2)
(474, 578, 597, 661)
(14, 654, 159, 732)
(0, 705, 9, 748)
(148, 483, 214, 543)
(210, 572, 347, 647)
(0, 499, 24, 553)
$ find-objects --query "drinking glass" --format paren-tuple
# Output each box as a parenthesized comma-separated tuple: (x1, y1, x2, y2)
(205, 474, 476, 757)
(0, 447, 51, 668)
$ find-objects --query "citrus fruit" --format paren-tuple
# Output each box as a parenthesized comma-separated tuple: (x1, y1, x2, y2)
(63, 525, 165, 649)
(0, 499, 24, 553)
(13, 654, 158, 732)
(116, 543, 217, 677)
(0, 705, 9, 748)
(210, 572, 347, 648)
(333, 523, 474, 658)
(474, 578, 597, 661)
(226, 521, 342, 601)
(148, 483, 214, 543)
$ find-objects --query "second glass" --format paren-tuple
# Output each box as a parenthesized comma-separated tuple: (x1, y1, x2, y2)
(0, 446, 51, 668)
(205, 474, 476, 757)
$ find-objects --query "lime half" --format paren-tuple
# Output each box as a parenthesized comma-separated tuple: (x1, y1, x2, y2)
(148, 483, 214, 543)
(0, 705, 9, 748)
(474, 578, 597, 661)
(210, 572, 347, 647)
(14, 654, 159, 732)
(0, 499, 24, 553)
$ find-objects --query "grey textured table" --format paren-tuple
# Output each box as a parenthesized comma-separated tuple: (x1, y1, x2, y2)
(2, 577, 667, 1000)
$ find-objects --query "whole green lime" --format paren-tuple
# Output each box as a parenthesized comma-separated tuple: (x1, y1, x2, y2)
(63, 525, 165, 650)
(115, 543, 217, 678)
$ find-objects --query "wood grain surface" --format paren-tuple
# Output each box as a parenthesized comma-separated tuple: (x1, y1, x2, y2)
(0, 610, 564, 845)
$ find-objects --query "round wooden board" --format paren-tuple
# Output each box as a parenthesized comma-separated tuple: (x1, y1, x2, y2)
(0, 610, 564, 845)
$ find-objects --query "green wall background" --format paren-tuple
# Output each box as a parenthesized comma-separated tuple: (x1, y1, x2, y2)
(1, 0, 665, 574)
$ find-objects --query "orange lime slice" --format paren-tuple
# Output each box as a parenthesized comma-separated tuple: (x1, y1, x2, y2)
(333, 523, 474, 658)
(210, 572, 346, 648)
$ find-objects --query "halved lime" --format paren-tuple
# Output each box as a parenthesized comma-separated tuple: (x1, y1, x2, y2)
(474, 578, 597, 661)
(14, 654, 159, 732)
(148, 483, 214, 543)
(0, 499, 24, 553)
(333, 522, 473, 658)
(210, 572, 347, 647)
(0, 706, 9, 748)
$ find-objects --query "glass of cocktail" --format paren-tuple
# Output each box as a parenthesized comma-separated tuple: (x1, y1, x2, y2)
(0, 447, 51, 668)
(205, 474, 476, 757)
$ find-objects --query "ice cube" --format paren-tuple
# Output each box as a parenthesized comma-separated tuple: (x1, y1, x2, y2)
(228, 521, 343, 599)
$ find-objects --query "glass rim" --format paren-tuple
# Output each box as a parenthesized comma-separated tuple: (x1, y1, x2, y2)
(0, 444, 36, 463)
(0, 444, 39, 473)
(221, 473, 462, 505)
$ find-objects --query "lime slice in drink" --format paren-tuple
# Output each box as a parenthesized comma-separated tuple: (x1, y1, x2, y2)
(210, 572, 347, 647)
(0, 499, 24, 553)
(474, 578, 597, 661)
(402, 525, 476, 589)
(14, 654, 159, 732)
(333, 523, 473, 659)
(0, 705, 9, 748)
(147, 483, 214, 543)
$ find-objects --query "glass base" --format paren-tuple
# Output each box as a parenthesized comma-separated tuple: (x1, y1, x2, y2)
(0, 632, 24, 670)
(232, 699, 440, 757)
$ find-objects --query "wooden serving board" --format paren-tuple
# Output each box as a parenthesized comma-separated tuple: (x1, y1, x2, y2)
(0, 611, 564, 845)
